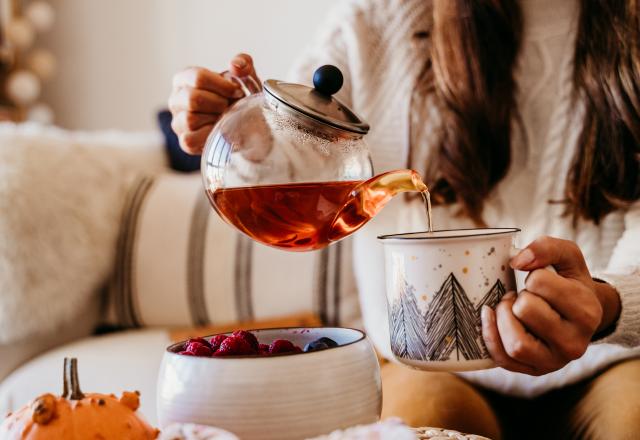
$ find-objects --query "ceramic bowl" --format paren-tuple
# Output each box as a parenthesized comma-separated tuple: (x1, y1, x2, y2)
(156, 327, 381, 440)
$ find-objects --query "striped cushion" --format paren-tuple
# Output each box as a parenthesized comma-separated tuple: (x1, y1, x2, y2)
(106, 173, 361, 330)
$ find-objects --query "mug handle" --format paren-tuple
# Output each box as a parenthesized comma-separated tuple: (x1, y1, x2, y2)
(510, 247, 557, 293)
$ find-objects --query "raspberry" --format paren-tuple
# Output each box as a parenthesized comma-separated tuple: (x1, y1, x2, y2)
(209, 334, 228, 352)
(178, 350, 195, 356)
(269, 339, 300, 355)
(232, 330, 260, 351)
(215, 336, 255, 356)
(185, 341, 213, 357)
(259, 343, 270, 353)
(186, 337, 212, 349)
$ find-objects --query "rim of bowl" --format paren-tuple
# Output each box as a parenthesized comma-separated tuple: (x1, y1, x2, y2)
(378, 227, 521, 241)
(166, 326, 367, 359)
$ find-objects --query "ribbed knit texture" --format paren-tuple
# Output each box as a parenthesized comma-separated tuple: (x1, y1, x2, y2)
(289, 0, 640, 396)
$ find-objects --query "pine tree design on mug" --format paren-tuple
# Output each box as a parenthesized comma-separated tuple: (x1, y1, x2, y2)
(423, 273, 482, 361)
(476, 279, 507, 312)
(389, 279, 429, 359)
(475, 279, 506, 358)
(390, 273, 507, 362)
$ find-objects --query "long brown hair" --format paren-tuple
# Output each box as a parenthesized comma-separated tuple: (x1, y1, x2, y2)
(424, 0, 640, 225)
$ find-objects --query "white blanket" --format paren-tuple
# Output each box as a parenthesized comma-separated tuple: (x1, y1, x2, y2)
(0, 122, 166, 344)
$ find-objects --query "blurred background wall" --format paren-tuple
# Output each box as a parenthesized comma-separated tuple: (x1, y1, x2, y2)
(41, 0, 340, 130)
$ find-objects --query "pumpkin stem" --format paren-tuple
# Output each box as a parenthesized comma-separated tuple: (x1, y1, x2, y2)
(62, 358, 69, 398)
(63, 357, 85, 400)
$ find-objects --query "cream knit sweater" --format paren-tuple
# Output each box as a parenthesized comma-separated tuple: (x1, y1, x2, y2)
(290, 0, 640, 397)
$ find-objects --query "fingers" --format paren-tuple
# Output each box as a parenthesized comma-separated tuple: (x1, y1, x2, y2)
(169, 67, 238, 155)
(482, 287, 593, 376)
(169, 87, 229, 114)
(512, 291, 590, 362)
(167, 87, 227, 155)
(178, 124, 215, 155)
(512, 290, 571, 342)
(510, 235, 589, 277)
(494, 293, 554, 367)
(481, 303, 539, 375)
(523, 269, 577, 318)
(171, 111, 219, 134)
(229, 53, 259, 82)
(169, 57, 259, 155)
(506, 236, 601, 367)
(172, 67, 240, 98)
(524, 269, 602, 330)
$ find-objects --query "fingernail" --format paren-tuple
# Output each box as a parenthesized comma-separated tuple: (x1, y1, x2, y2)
(232, 57, 247, 69)
(511, 248, 535, 268)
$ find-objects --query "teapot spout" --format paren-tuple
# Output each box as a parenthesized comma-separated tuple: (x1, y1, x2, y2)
(328, 170, 428, 241)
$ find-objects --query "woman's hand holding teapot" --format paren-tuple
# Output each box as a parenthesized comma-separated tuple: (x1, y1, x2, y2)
(168, 53, 259, 155)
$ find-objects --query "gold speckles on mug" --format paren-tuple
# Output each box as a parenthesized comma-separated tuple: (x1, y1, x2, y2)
(462, 267, 469, 274)
(421, 294, 428, 301)
(465, 250, 470, 256)
(411, 255, 418, 261)
(487, 246, 496, 256)
(501, 265, 506, 271)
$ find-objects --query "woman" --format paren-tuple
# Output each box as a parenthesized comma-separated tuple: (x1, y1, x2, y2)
(168, 0, 640, 438)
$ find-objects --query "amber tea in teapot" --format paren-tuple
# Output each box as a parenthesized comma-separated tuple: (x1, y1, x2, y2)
(210, 180, 358, 251)
(208, 170, 429, 251)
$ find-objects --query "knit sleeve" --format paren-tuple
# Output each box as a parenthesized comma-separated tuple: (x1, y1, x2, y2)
(592, 201, 640, 347)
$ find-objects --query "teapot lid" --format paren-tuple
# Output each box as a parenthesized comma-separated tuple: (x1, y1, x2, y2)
(263, 65, 370, 135)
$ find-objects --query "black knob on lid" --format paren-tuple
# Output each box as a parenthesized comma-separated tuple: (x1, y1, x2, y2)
(313, 65, 343, 96)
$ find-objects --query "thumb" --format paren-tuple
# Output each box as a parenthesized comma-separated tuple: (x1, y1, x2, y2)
(510, 236, 589, 278)
(229, 53, 259, 83)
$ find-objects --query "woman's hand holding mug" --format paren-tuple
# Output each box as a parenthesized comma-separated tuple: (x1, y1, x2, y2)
(481, 236, 622, 375)
(168, 53, 259, 155)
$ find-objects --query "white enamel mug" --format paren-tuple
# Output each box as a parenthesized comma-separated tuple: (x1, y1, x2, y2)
(378, 228, 548, 372)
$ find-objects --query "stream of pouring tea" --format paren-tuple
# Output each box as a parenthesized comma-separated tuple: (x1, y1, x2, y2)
(421, 189, 434, 233)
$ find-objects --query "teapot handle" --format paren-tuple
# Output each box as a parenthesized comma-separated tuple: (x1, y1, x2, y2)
(222, 70, 262, 97)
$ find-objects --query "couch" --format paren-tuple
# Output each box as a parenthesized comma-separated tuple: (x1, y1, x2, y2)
(0, 122, 363, 425)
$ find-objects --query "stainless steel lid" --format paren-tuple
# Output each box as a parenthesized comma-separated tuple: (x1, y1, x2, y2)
(263, 65, 370, 135)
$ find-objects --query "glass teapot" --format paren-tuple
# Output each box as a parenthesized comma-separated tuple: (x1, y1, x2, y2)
(202, 65, 427, 252)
